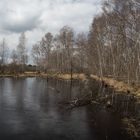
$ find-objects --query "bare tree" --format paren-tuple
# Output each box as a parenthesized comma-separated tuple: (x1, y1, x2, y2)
(17, 32, 28, 72)
(0, 39, 8, 73)
(76, 33, 88, 72)
(40, 32, 53, 72)
(59, 26, 74, 79)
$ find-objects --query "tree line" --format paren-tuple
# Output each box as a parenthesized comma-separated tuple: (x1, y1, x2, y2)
(0, 0, 140, 84)
(0, 32, 28, 73)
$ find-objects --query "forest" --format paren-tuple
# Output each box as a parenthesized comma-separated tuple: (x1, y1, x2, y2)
(0, 0, 140, 86)
(0, 0, 140, 85)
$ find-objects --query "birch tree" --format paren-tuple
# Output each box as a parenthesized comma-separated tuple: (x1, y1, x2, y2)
(17, 32, 28, 72)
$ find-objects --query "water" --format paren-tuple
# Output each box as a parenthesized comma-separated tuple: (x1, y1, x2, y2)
(0, 78, 139, 140)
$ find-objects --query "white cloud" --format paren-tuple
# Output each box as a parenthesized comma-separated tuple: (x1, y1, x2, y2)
(0, 0, 103, 52)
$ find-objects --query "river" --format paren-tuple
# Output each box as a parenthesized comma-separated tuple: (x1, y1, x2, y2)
(0, 77, 139, 140)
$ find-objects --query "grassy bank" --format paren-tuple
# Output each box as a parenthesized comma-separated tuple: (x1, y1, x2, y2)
(49, 73, 140, 100)
(90, 75, 140, 100)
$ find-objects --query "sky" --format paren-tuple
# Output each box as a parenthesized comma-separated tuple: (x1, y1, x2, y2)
(0, 0, 103, 52)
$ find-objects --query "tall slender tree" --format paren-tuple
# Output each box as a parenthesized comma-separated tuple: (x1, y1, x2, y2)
(17, 32, 28, 72)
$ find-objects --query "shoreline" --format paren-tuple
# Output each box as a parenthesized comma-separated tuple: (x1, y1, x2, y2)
(0, 72, 140, 100)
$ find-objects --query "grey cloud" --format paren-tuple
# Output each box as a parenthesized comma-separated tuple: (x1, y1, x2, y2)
(0, 0, 102, 50)
(3, 15, 41, 33)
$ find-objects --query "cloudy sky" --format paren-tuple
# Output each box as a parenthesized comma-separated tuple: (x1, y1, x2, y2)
(0, 0, 102, 52)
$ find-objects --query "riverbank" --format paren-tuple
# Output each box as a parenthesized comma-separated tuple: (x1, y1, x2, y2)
(51, 73, 140, 101)
(0, 72, 140, 100)
(0, 72, 47, 78)
(90, 75, 140, 101)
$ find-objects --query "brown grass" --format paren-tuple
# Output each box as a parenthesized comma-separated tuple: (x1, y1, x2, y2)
(91, 74, 140, 99)
(55, 73, 86, 80)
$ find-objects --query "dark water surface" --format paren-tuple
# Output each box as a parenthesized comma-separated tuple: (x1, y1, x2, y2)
(0, 78, 138, 140)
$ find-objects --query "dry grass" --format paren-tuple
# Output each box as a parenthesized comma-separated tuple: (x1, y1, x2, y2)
(91, 75, 133, 92)
(53, 73, 140, 99)
(91, 74, 140, 99)
(55, 73, 86, 80)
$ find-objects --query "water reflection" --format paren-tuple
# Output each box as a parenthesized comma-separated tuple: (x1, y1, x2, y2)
(0, 78, 138, 140)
